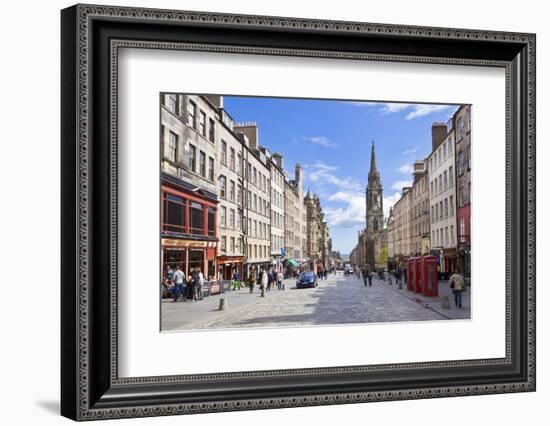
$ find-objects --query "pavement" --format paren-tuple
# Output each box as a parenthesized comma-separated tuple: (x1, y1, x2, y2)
(161, 272, 471, 331)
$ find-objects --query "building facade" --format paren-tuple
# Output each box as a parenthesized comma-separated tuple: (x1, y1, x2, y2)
(160, 94, 219, 281)
(410, 160, 431, 256)
(304, 191, 332, 270)
(454, 105, 472, 278)
(428, 122, 458, 276)
(215, 102, 246, 280)
(234, 122, 272, 277)
(266, 151, 286, 273)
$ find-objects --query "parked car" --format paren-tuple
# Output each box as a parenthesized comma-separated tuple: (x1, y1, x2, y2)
(296, 271, 318, 289)
(344, 267, 354, 275)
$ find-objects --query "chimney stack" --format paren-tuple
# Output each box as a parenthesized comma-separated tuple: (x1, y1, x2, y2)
(412, 159, 426, 184)
(431, 122, 448, 151)
(272, 153, 284, 170)
(234, 122, 258, 150)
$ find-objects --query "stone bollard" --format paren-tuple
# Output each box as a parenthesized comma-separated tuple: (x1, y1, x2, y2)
(261, 287, 265, 297)
(218, 297, 227, 311)
(441, 295, 450, 309)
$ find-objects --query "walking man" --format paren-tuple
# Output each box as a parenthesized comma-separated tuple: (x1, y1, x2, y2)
(172, 265, 185, 302)
(449, 268, 466, 308)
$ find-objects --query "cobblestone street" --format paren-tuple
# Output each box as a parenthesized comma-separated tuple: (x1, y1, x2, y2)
(162, 272, 470, 331)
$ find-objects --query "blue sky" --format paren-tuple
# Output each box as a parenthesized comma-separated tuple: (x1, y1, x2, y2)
(223, 96, 459, 254)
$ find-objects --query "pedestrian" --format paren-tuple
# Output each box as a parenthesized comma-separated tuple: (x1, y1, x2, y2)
(197, 269, 204, 300)
(231, 271, 240, 291)
(172, 265, 185, 302)
(367, 265, 373, 287)
(449, 269, 466, 308)
(395, 266, 401, 285)
(267, 268, 274, 291)
(261, 268, 268, 291)
(277, 270, 283, 290)
(362, 268, 368, 286)
(193, 268, 202, 301)
(247, 268, 256, 293)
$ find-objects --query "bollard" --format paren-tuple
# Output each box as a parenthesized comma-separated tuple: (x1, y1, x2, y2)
(441, 295, 450, 309)
(218, 297, 227, 311)
(398, 281, 403, 290)
(261, 287, 265, 297)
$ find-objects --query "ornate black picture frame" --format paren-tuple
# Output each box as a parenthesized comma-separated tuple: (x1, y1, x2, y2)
(61, 4, 536, 421)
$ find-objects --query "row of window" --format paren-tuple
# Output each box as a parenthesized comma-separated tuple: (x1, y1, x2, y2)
(219, 141, 271, 195)
(411, 220, 430, 238)
(166, 95, 215, 143)
(271, 168, 285, 189)
(430, 165, 454, 197)
(219, 236, 242, 255)
(247, 244, 270, 260)
(271, 210, 284, 229)
(162, 192, 215, 237)
(429, 136, 454, 173)
(271, 187, 284, 209)
(431, 196, 455, 223)
(219, 238, 280, 260)
(457, 144, 471, 176)
(164, 129, 216, 182)
(271, 235, 284, 254)
(432, 225, 455, 248)
(246, 217, 270, 241)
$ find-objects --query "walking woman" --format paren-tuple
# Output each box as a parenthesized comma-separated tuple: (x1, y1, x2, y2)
(449, 269, 466, 308)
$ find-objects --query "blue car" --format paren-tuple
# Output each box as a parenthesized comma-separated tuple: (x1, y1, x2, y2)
(296, 271, 318, 289)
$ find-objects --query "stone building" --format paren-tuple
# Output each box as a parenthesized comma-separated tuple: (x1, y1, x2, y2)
(410, 160, 431, 256)
(263, 149, 286, 273)
(454, 105, 472, 278)
(304, 191, 322, 263)
(284, 163, 306, 265)
(428, 122, 458, 276)
(233, 122, 272, 277)
(387, 186, 412, 262)
(160, 94, 219, 281)
(213, 100, 246, 280)
(304, 190, 332, 269)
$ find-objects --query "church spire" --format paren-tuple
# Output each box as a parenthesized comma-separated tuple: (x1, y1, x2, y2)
(369, 141, 378, 175)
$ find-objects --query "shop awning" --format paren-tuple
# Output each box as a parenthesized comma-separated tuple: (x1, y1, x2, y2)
(285, 258, 299, 267)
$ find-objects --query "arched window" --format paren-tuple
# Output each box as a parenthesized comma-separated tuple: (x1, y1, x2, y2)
(373, 219, 379, 232)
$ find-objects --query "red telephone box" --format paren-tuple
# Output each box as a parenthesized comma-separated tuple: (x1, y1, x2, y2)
(407, 258, 415, 291)
(421, 255, 438, 297)
(414, 258, 422, 293)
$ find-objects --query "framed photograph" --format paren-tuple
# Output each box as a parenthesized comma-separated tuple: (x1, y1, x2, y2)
(61, 4, 536, 421)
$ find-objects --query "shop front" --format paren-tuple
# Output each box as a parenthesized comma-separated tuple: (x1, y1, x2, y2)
(161, 175, 218, 284)
(162, 238, 217, 281)
(433, 247, 458, 279)
(217, 255, 245, 280)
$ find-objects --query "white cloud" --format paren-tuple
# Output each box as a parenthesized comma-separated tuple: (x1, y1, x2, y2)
(391, 180, 412, 191)
(397, 163, 413, 174)
(303, 136, 338, 148)
(402, 146, 419, 155)
(324, 191, 365, 228)
(306, 161, 338, 172)
(349, 101, 456, 120)
(305, 162, 361, 192)
(405, 104, 452, 120)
